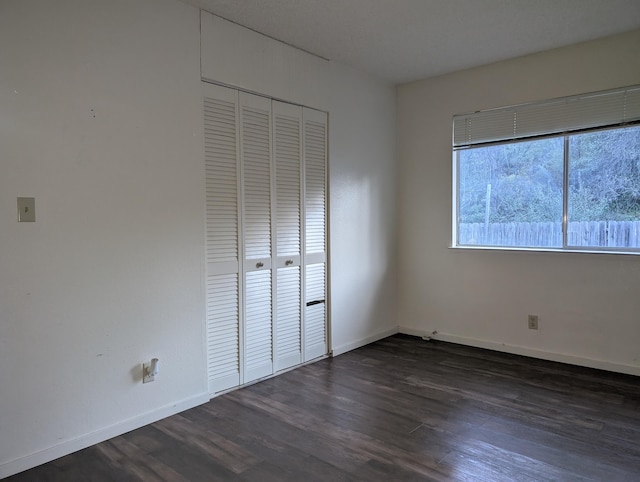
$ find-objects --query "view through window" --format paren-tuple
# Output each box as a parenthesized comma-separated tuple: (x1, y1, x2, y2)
(456, 125, 640, 251)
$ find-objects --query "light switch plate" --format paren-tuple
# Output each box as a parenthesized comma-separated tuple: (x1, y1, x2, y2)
(17, 197, 35, 222)
(143, 362, 155, 383)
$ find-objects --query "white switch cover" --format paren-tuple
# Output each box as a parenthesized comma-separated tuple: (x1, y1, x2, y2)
(143, 362, 155, 383)
(17, 197, 35, 222)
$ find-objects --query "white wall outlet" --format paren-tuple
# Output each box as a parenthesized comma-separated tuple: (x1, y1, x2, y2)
(528, 314, 539, 330)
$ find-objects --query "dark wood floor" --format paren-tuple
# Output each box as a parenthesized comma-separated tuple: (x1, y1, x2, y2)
(8, 335, 640, 481)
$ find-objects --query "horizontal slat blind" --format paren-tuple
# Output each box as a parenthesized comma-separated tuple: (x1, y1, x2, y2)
(454, 84, 640, 149)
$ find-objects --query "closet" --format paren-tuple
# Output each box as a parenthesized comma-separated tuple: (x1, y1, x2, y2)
(203, 82, 328, 394)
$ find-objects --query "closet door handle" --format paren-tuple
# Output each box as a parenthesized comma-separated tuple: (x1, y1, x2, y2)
(256, 261, 264, 268)
(285, 259, 294, 266)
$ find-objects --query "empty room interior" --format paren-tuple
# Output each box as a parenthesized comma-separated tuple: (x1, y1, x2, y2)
(2, 0, 640, 480)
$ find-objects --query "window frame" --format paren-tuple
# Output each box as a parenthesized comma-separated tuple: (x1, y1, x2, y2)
(452, 86, 640, 255)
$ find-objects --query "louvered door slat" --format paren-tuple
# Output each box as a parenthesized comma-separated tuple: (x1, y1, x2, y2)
(304, 117, 326, 256)
(242, 101, 272, 260)
(273, 102, 303, 371)
(275, 112, 301, 257)
(205, 94, 239, 265)
(204, 84, 241, 393)
(207, 273, 240, 392)
(245, 270, 273, 382)
(303, 108, 328, 362)
(240, 93, 273, 383)
(305, 263, 326, 361)
(275, 266, 301, 371)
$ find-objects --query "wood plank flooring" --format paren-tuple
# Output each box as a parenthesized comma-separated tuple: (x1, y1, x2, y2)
(8, 335, 640, 481)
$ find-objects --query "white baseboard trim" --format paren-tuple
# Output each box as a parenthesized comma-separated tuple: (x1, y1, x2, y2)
(398, 326, 640, 377)
(332, 327, 399, 357)
(1, 393, 210, 479)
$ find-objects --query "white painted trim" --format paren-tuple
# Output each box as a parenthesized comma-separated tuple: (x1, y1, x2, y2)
(449, 244, 640, 256)
(332, 327, 399, 357)
(0, 393, 210, 479)
(398, 326, 640, 377)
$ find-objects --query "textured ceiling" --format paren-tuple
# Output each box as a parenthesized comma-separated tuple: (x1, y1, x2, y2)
(182, 0, 640, 84)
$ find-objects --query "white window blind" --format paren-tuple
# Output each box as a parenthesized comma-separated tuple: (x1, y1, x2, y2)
(453, 84, 640, 149)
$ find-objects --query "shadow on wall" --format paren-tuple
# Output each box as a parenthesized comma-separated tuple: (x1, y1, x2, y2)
(331, 175, 396, 348)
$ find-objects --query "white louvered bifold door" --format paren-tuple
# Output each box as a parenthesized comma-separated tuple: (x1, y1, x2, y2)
(204, 83, 328, 392)
(303, 108, 328, 361)
(273, 101, 303, 371)
(240, 92, 274, 383)
(204, 83, 242, 393)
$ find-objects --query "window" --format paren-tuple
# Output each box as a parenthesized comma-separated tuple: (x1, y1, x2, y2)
(453, 85, 640, 253)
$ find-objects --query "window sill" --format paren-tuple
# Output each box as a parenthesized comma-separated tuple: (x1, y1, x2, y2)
(449, 245, 640, 256)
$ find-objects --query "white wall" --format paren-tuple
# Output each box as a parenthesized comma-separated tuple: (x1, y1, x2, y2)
(397, 30, 640, 375)
(0, 1, 397, 476)
(201, 13, 398, 355)
(0, 0, 204, 476)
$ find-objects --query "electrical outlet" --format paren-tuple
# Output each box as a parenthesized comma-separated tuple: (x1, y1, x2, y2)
(528, 314, 539, 330)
